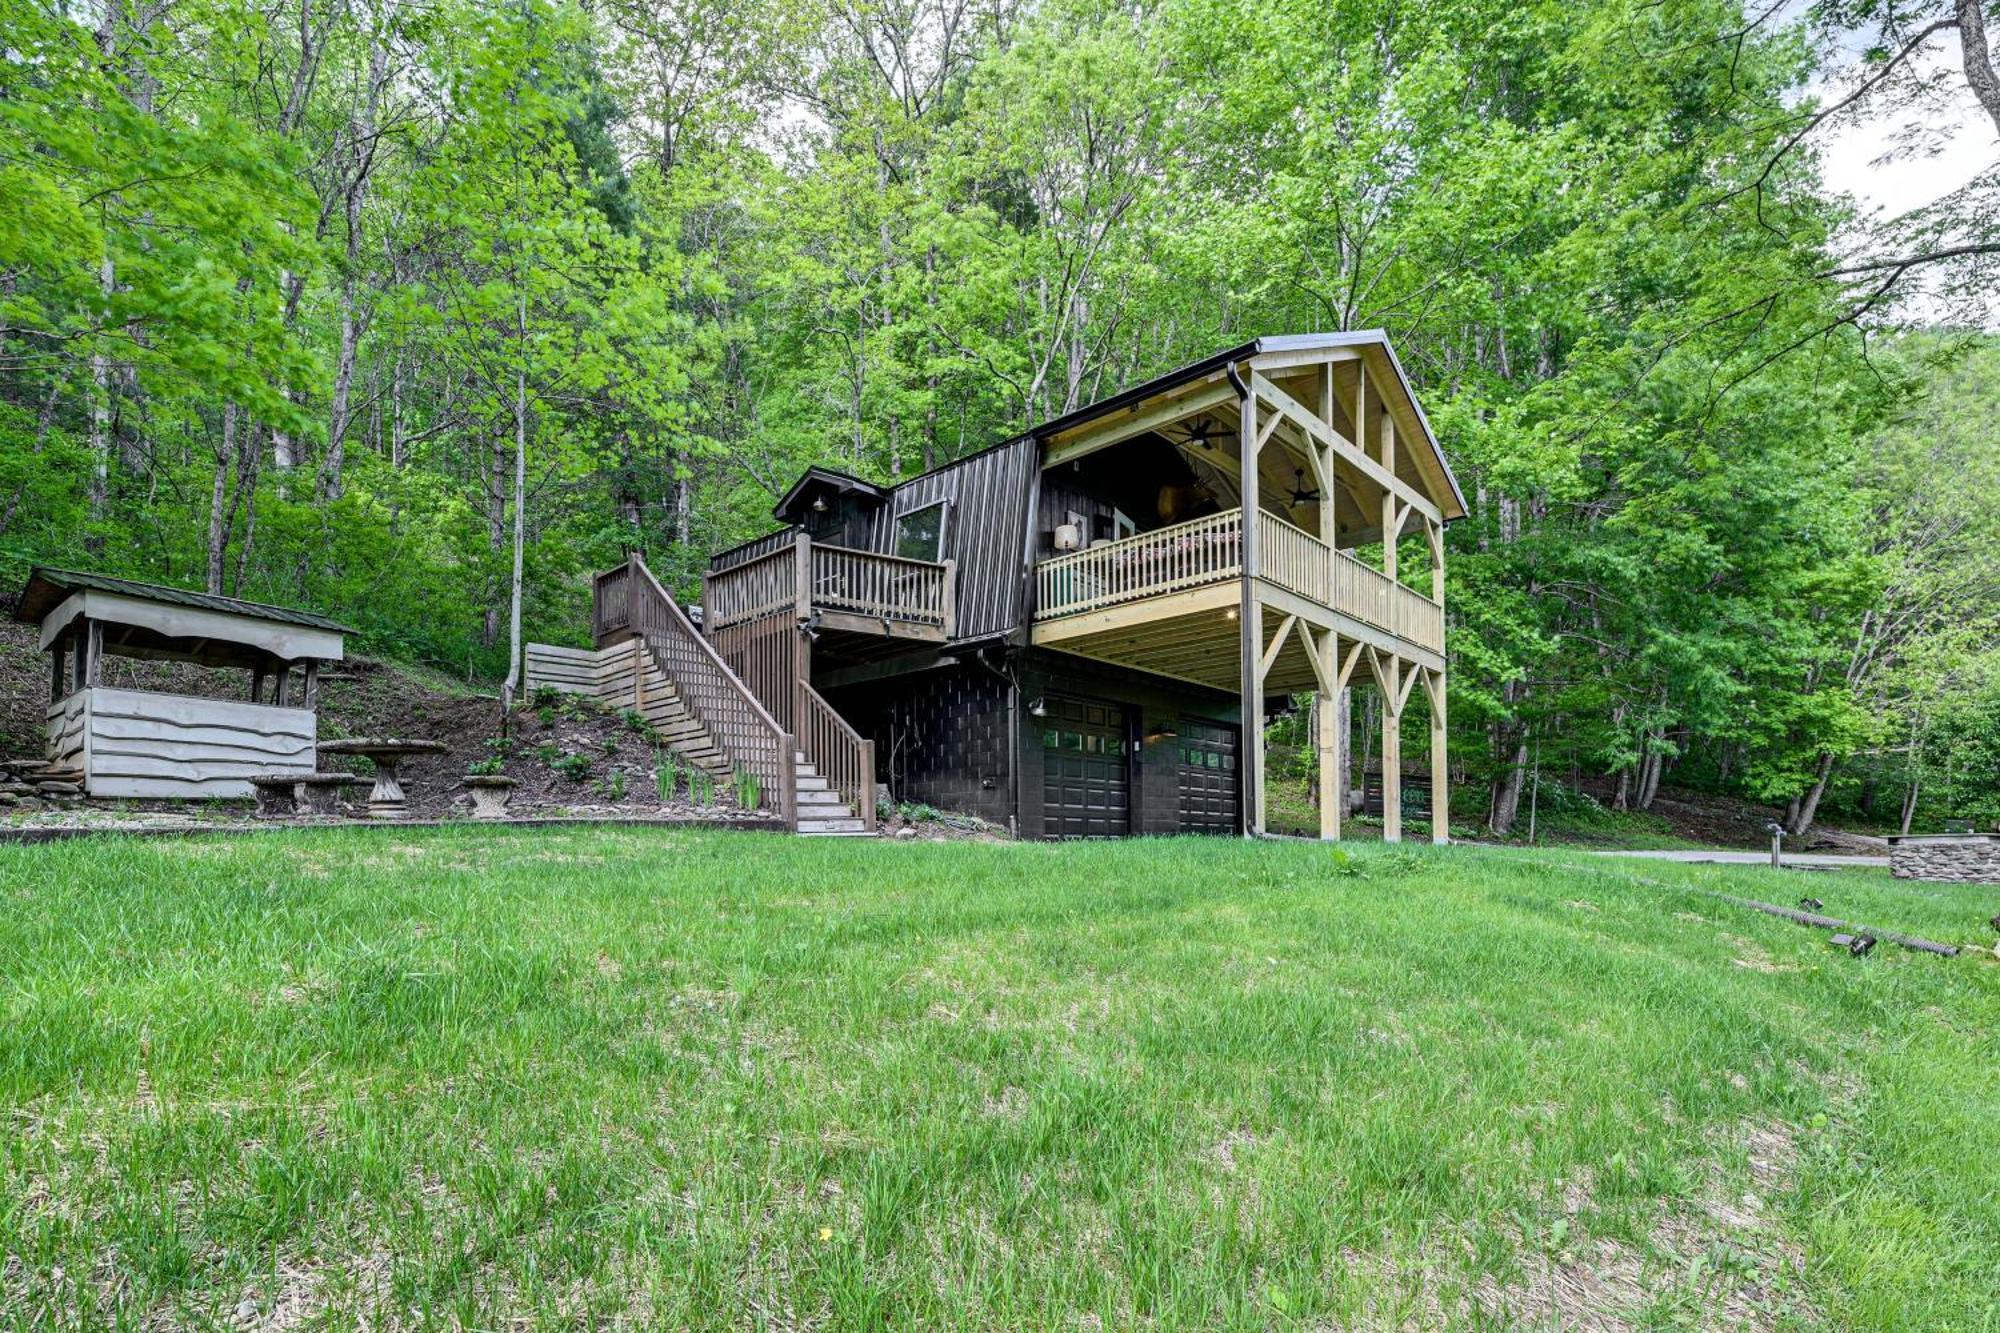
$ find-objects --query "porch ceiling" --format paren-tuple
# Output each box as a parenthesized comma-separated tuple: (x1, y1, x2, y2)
(1031, 588, 1322, 695)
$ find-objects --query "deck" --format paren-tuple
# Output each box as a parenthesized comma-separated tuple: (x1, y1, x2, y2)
(698, 535, 955, 642)
(1031, 507, 1443, 691)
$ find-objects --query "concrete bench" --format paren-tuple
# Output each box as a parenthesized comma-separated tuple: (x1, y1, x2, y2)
(248, 772, 357, 819)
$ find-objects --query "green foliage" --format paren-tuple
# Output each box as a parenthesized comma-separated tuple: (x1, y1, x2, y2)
(731, 766, 762, 810)
(550, 752, 592, 782)
(600, 768, 628, 801)
(0, 0, 1991, 833)
(653, 748, 683, 802)
(687, 766, 716, 807)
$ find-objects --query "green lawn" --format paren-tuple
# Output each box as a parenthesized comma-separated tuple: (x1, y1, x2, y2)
(1, 830, 1995, 1330)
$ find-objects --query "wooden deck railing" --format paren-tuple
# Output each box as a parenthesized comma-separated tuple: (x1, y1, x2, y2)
(1035, 509, 1244, 617)
(619, 556, 795, 827)
(703, 532, 954, 634)
(799, 681, 876, 831)
(592, 563, 632, 643)
(1034, 506, 1444, 654)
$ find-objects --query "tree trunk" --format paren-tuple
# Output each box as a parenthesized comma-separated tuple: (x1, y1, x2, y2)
(1789, 752, 1835, 838)
(502, 295, 528, 711)
(206, 403, 239, 593)
(1488, 731, 1528, 835)
(1899, 776, 1919, 835)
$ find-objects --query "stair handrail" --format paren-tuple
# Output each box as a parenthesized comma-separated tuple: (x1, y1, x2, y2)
(620, 555, 796, 829)
(798, 681, 876, 832)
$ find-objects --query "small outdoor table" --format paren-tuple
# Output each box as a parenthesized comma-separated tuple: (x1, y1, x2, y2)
(318, 738, 447, 820)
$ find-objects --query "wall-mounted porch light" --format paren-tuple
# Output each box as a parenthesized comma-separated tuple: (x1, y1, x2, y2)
(1028, 696, 1048, 718)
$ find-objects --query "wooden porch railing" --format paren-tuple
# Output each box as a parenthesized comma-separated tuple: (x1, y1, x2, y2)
(798, 681, 876, 831)
(1034, 509, 1244, 617)
(811, 544, 953, 629)
(703, 532, 954, 634)
(1034, 506, 1444, 655)
(619, 556, 796, 827)
(592, 562, 632, 643)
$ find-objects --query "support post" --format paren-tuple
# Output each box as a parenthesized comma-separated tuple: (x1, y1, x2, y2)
(50, 635, 67, 702)
(1381, 655, 1402, 844)
(1429, 668, 1449, 845)
(272, 661, 291, 708)
(1239, 371, 1264, 837)
(302, 660, 320, 710)
(794, 529, 812, 621)
(1317, 630, 1340, 841)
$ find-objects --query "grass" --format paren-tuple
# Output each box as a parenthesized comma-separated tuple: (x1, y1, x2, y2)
(1, 830, 1995, 1330)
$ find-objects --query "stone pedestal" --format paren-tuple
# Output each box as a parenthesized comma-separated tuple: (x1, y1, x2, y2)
(464, 775, 518, 820)
(1887, 833, 2000, 884)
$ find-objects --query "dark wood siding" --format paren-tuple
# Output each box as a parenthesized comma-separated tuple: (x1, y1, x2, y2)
(856, 440, 1037, 642)
(825, 660, 1014, 826)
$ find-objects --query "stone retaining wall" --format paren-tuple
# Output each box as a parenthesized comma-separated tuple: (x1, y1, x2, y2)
(1887, 834, 2000, 884)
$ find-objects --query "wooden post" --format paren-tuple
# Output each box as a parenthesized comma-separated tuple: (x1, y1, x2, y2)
(939, 559, 958, 637)
(1239, 374, 1264, 837)
(83, 620, 103, 688)
(1317, 629, 1340, 841)
(272, 662, 291, 708)
(50, 635, 67, 702)
(1381, 654, 1402, 844)
(302, 660, 320, 710)
(793, 529, 812, 622)
(1428, 517, 1446, 604)
(250, 664, 265, 704)
(1380, 413, 1399, 581)
(1429, 668, 1449, 845)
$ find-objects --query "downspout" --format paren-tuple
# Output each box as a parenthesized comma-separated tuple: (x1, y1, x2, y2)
(972, 645, 1023, 839)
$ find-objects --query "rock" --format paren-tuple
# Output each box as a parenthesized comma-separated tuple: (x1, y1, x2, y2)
(14, 797, 42, 811)
(0, 783, 34, 796)
(36, 781, 81, 797)
(894, 826, 917, 840)
(0, 793, 15, 806)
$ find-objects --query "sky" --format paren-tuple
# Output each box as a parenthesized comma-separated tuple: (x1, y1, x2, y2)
(1818, 67, 1994, 221)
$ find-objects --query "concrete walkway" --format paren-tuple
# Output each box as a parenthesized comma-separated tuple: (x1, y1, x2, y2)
(1587, 848, 1888, 870)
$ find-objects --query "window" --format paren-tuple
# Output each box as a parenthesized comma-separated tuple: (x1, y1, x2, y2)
(894, 501, 948, 562)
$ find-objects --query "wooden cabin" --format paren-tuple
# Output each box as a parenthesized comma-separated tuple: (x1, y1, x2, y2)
(533, 332, 1467, 838)
(13, 568, 348, 798)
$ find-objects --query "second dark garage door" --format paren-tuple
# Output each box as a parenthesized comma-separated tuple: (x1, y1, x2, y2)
(1041, 696, 1129, 838)
(1177, 718, 1240, 834)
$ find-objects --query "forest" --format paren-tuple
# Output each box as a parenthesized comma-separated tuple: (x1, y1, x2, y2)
(2, 0, 1997, 836)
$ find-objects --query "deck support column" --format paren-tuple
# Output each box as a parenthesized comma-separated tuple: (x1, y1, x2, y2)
(1238, 365, 1264, 838)
(1316, 630, 1340, 841)
(1428, 667, 1449, 845)
(1378, 652, 1403, 844)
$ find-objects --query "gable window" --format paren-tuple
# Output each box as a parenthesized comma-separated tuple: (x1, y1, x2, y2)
(894, 501, 949, 562)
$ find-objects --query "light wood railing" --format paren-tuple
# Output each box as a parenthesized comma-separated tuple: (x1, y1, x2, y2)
(618, 556, 795, 827)
(1327, 542, 1445, 653)
(1035, 509, 1243, 617)
(799, 681, 876, 831)
(1034, 507, 1444, 655)
(702, 533, 954, 634)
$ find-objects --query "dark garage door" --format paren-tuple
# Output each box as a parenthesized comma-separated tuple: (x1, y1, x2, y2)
(1041, 696, 1130, 838)
(1177, 718, 1239, 834)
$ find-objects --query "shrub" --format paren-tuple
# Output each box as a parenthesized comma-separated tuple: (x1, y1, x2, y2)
(551, 752, 593, 783)
(530, 685, 562, 710)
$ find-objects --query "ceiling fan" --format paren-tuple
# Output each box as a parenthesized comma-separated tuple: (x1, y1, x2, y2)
(1288, 467, 1321, 506)
(1172, 417, 1219, 451)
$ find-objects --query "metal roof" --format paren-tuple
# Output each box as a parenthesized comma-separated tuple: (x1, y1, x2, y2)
(772, 466, 891, 522)
(12, 567, 353, 633)
(1027, 331, 1469, 519)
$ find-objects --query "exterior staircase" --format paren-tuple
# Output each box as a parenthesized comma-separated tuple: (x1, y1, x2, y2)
(525, 556, 876, 836)
(794, 752, 868, 836)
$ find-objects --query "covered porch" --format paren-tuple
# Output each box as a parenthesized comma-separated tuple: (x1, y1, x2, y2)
(1027, 332, 1465, 843)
